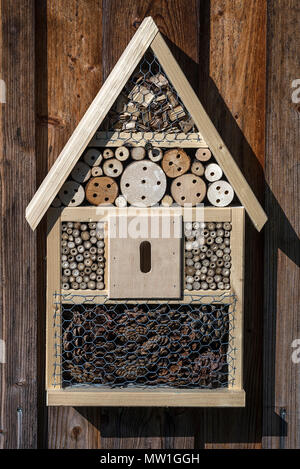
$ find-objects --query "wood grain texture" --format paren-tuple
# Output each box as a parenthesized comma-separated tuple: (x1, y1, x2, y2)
(0, 0, 37, 448)
(263, 0, 300, 449)
(36, 0, 104, 449)
(197, 0, 266, 448)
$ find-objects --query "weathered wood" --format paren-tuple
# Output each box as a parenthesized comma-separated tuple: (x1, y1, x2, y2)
(263, 0, 300, 449)
(38, 0, 104, 450)
(0, 0, 37, 448)
(197, 0, 266, 449)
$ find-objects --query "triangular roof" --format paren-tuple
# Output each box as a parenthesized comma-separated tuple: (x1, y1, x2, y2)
(26, 16, 267, 232)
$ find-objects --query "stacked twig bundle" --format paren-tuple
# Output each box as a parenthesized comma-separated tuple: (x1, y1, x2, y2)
(61, 221, 105, 290)
(184, 222, 232, 291)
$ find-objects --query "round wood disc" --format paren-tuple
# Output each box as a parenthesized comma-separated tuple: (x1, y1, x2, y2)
(103, 148, 114, 159)
(204, 163, 223, 182)
(83, 148, 103, 166)
(207, 180, 234, 207)
(131, 147, 146, 161)
(115, 195, 127, 207)
(161, 149, 190, 178)
(120, 161, 166, 207)
(148, 147, 163, 162)
(58, 181, 85, 206)
(161, 194, 174, 207)
(71, 161, 91, 183)
(103, 158, 123, 177)
(195, 148, 211, 162)
(191, 160, 204, 176)
(85, 176, 118, 205)
(91, 166, 103, 177)
(171, 174, 206, 206)
(115, 146, 130, 161)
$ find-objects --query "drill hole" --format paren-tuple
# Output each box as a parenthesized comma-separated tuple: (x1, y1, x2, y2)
(216, 186, 220, 190)
(93, 193, 97, 198)
(181, 196, 185, 201)
(125, 183, 130, 188)
(216, 199, 220, 203)
(94, 183, 99, 187)
(107, 184, 111, 188)
(225, 190, 229, 195)
(176, 182, 181, 187)
(140, 241, 151, 274)
(192, 179, 197, 184)
(177, 167, 181, 171)
(196, 193, 201, 197)
(169, 161, 173, 166)
(157, 181, 161, 185)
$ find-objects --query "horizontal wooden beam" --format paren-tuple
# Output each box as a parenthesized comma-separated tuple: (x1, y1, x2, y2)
(47, 388, 246, 407)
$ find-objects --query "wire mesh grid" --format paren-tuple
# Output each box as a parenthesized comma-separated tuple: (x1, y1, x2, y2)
(96, 50, 200, 144)
(52, 292, 237, 390)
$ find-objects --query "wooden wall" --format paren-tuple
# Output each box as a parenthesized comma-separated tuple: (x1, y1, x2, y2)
(0, 0, 298, 449)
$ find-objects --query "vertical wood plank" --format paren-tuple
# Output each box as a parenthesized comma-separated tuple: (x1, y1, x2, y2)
(100, 0, 199, 450)
(263, 0, 300, 449)
(198, 0, 266, 448)
(229, 208, 245, 390)
(36, 0, 104, 449)
(0, 0, 37, 448)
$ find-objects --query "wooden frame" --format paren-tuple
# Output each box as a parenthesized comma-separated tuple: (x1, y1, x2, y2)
(46, 206, 245, 407)
(26, 17, 266, 232)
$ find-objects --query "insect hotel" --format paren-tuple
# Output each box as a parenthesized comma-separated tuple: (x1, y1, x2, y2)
(26, 17, 267, 407)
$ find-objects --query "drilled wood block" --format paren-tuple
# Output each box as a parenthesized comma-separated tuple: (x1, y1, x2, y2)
(108, 215, 182, 299)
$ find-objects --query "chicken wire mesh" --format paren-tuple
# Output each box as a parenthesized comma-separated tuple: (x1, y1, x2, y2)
(95, 50, 200, 144)
(52, 292, 237, 389)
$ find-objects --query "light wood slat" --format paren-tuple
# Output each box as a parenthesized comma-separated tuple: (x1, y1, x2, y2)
(150, 33, 267, 232)
(47, 388, 246, 407)
(59, 206, 232, 222)
(229, 207, 245, 390)
(26, 17, 159, 230)
(46, 211, 61, 389)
